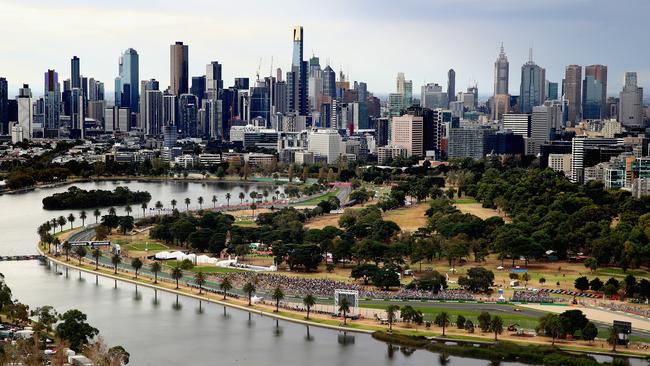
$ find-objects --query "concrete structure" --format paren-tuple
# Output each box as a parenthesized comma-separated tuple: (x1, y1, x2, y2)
(390, 114, 423, 157)
(308, 129, 342, 163)
(619, 72, 644, 128)
(170, 42, 189, 96)
(564, 65, 582, 124)
(548, 153, 572, 176)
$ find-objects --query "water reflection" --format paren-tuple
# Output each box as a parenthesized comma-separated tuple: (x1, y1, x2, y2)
(337, 332, 355, 346)
(273, 319, 283, 337)
(196, 300, 204, 314)
(172, 295, 182, 310)
(304, 326, 314, 342)
(133, 285, 142, 301)
(152, 289, 160, 306)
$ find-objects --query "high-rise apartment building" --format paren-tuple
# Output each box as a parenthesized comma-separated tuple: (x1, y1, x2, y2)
(564, 64, 582, 123)
(71, 56, 81, 89)
(447, 69, 456, 105)
(44, 69, 61, 136)
(17, 84, 32, 139)
(0, 77, 7, 134)
(390, 114, 423, 156)
(170, 42, 189, 96)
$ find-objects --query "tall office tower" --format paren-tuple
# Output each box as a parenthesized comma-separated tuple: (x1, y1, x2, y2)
(144, 90, 163, 136)
(178, 94, 198, 137)
(290, 26, 308, 115)
(546, 81, 558, 100)
(276, 68, 283, 83)
(17, 84, 32, 139)
(203, 98, 222, 139)
(356, 82, 368, 102)
(570, 137, 624, 183)
(322, 65, 336, 99)
(162, 93, 176, 127)
(582, 75, 604, 120)
(447, 69, 456, 104)
(0, 77, 7, 134)
(115, 48, 139, 112)
(519, 49, 545, 114)
(494, 44, 509, 95)
(250, 80, 270, 125)
(406, 106, 441, 155)
(44, 70, 61, 137)
(70, 88, 84, 138)
(71, 56, 81, 89)
(421, 83, 447, 109)
(308, 74, 323, 112)
(619, 72, 644, 128)
(309, 56, 321, 77)
(564, 64, 582, 123)
(170, 42, 189, 96)
(191, 76, 206, 104)
(88, 78, 104, 101)
(206, 61, 223, 97)
(274, 81, 288, 115)
(390, 114, 423, 157)
(585, 65, 608, 119)
(234, 78, 249, 90)
(530, 102, 563, 155)
(396, 73, 413, 106)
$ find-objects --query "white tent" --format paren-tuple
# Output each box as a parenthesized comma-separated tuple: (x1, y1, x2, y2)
(154, 251, 171, 259)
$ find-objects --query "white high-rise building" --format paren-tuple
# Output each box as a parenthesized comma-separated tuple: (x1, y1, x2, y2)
(308, 129, 342, 163)
(421, 83, 447, 109)
(17, 84, 33, 139)
(619, 72, 644, 128)
(390, 115, 423, 157)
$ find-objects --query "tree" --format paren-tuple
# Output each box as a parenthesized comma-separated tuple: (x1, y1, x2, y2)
(339, 297, 350, 325)
(478, 312, 491, 332)
(220, 277, 233, 300)
(559, 310, 588, 337)
(582, 322, 598, 343)
(56, 309, 98, 352)
(212, 195, 218, 208)
(538, 313, 563, 345)
(141, 202, 148, 217)
(108, 207, 116, 216)
(464, 320, 475, 333)
(624, 274, 637, 298)
(401, 305, 423, 325)
(171, 199, 177, 211)
(155, 201, 163, 214)
(590, 277, 604, 292)
(111, 254, 121, 274)
(574, 276, 590, 292)
(456, 315, 466, 329)
(79, 210, 87, 226)
(243, 282, 256, 306)
(238, 192, 245, 205)
(198, 196, 204, 210)
(303, 294, 316, 320)
(91, 248, 102, 270)
(131, 258, 143, 279)
(584, 257, 598, 272)
(62, 241, 72, 261)
(194, 271, 206, 294)
(93, 209, 101, 223)
(490, 316, 503, 341)
(272, 286, 284, 312)
(125, 205, 132, 217)
(608, 326, 620, 352)
(58, 216, 67, 231)
(74, 246, 87, 265)
(171, 266, 183, 289)
(372, 268, 400, 290)
(185, 197, 191, 211)
(150, 262, 161, 284)
(33, 306, 59, 333)
(386, 305, 400, 332)
(119, 216, 134, 234)
(351, 264, 379, 285)
(434, 312, 451, 336)
(67, 213, 75, 229)
(458, 267, 494, 293)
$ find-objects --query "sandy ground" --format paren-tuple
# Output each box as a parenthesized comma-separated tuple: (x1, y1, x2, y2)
(522, 303, 650, 332)
(454, 202, 512, 222)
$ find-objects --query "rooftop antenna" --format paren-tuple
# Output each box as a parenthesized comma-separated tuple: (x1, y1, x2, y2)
(256, 57, 262, 82)
(270, 56, 274, 77)
(529, 47, 533, 63)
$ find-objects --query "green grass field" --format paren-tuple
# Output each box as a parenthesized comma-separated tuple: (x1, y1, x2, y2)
(453, 198, 479, 204)
(361, 303, 540, 330)
(294, 189, 340, 206)
(163, 261, 246, 274)
(123, 242, 169, 251)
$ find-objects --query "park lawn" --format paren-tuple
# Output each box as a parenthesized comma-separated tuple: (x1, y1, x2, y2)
(361, 303, 540, 330)
(163, 261, 246, 274)
(234, 219, 257, 227)
(294, 189, 340, 206)
(122, 242, 169, 252)
(594, 267, 650, 280)
(453, 198, 479, 204)
(382, 203, 429, 232)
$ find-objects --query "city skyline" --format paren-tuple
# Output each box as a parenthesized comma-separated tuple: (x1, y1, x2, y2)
(2, 0, 649, 98)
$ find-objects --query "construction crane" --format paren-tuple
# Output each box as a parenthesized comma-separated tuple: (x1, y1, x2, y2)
(256, 57, 262, 82)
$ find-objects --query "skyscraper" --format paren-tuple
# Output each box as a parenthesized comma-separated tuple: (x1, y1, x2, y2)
(582, 75, 604, 120)
(206, 61, 223, 97)
(585, 64, 607, 119)
(44, 69, 61, 137)
(0, 77, 7, 134)
(170, 42, 189, 96)
(447, 69, 456, 105)
(619, 72, 644, 128)
(564, 64, 582, 124)
(115, 48, 139, 112)
(178, 94, 198, 137)
(519, 49, 545, 114)
(494, 44, 509, 95)
(322, 65, 336, 99)
(71, 56, 81, 89)
(289, 26, 307, 115)
(396, 73, 413, 107)
(17, 84, 32, 139)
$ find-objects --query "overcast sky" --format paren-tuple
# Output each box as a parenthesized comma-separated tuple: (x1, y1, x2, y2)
(1, 0, 648, 99)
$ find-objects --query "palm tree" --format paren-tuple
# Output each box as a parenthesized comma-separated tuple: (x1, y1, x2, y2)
(608, 326, 620, 352)
(339, 298, 350, 325)
(250, 191, 258, 203)
(386, 305, 400, 332)
(67, 213, 75, 230)
(155, 201, 163, 214)
(52, 237, 61, 254)
(171, 199, 177, 211)
(238, 192, 245, 205)
(91, 248, 102, 270)
(435, 312, 451, 336)
(51, 218, 58, 233)
(272, 286, 284, 312)
(57, 216, 67, 231)
(141, 202, 148, 217)
(171, 266, 183, 289)
(220, 277, 232, 300)
(490, 316, 504, 341)
(75, 246, 87, 265)
(194, 271, 206, 294)
(125, 205, 132, 218)
(131, 258, 143, 278)
(197, 196, 204, 210)
(225, 193, 231, 206)
(150, 262, 161, 284)
(263, 190, 269, 202)
(93, 209, 101, 224)
(111, 254, 121, 274)
(185, 198, 191, 211)
(108, 207, 116, 216)
(79, 210, 87, 226)
(243, 282, 255, 306)
(303, 294, 316, 320)
(62, 241, 72, 261)
(250, 203, 257, 217)
(212, 195, 218, 208)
